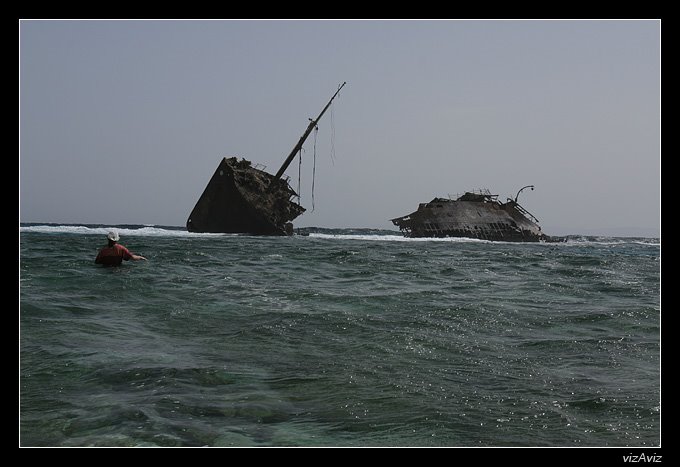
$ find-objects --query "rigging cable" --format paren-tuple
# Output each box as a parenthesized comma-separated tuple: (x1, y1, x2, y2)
(297, 147, 303, 203)
(330, 99, 336, 165)
(312, 125, 318, 212)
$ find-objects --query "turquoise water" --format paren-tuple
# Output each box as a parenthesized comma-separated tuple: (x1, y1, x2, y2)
(19, 225, 660, 447)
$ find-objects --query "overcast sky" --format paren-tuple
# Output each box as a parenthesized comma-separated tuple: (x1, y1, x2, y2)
(20, 20, 660, 236)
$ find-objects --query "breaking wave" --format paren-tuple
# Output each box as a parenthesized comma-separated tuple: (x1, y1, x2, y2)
(19, 224, 226, 238)
(19, 224, 659, 246)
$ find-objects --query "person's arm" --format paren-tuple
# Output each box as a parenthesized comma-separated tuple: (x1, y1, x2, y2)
(120, 245, 146, 261)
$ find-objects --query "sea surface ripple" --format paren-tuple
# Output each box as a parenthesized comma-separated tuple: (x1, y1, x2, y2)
(19, 225, 660, 447)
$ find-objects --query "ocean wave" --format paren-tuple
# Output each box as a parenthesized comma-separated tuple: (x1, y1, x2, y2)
(307, 233, 491, 243)
(19, 224, 227, 238)
(557, 236, 660, 247)
(307, 233, 660, 247)
(19, 224, 660, 246)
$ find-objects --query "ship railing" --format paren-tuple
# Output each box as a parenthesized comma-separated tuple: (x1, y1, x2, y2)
(450, 188, 497, 201)
(512, 202, 540, 224)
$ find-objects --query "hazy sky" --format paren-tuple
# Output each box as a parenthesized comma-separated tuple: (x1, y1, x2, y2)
(20, 20, 660, 236)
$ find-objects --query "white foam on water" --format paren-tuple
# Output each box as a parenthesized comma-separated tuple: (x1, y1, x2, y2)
(307, 233, 660, 247)
(557, 238, 660, 247)
(307, 233, 491, 243)
(19, 225, 660, 246)
(19, 224, 229, 238)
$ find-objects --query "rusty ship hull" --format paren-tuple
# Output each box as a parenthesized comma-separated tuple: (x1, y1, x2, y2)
(186, 157, 304, 235)
(391, 191, 551, 242)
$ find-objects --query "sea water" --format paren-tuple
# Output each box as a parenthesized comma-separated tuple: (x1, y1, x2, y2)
(19, 225, 660, 447)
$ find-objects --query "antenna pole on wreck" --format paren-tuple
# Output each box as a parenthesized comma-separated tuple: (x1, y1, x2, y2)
(514, 185, 535, 203)
(271, 82, 346, 183)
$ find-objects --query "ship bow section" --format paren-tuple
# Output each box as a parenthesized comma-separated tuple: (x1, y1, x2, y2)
(187, 157, 305, 235)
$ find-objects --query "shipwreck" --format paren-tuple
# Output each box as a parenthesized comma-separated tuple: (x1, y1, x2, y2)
(391, 185, 553, 242)
(187, 82, 346, 235)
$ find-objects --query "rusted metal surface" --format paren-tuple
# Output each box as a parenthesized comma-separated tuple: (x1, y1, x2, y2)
(186, 157, 304, 235)
(391, 190, 553, 242)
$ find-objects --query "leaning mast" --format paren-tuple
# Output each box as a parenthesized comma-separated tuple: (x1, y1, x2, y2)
(271, 82, 346, 183)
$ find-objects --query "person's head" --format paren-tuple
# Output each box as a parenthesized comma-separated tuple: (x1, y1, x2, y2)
(107, 230, 120, 247)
